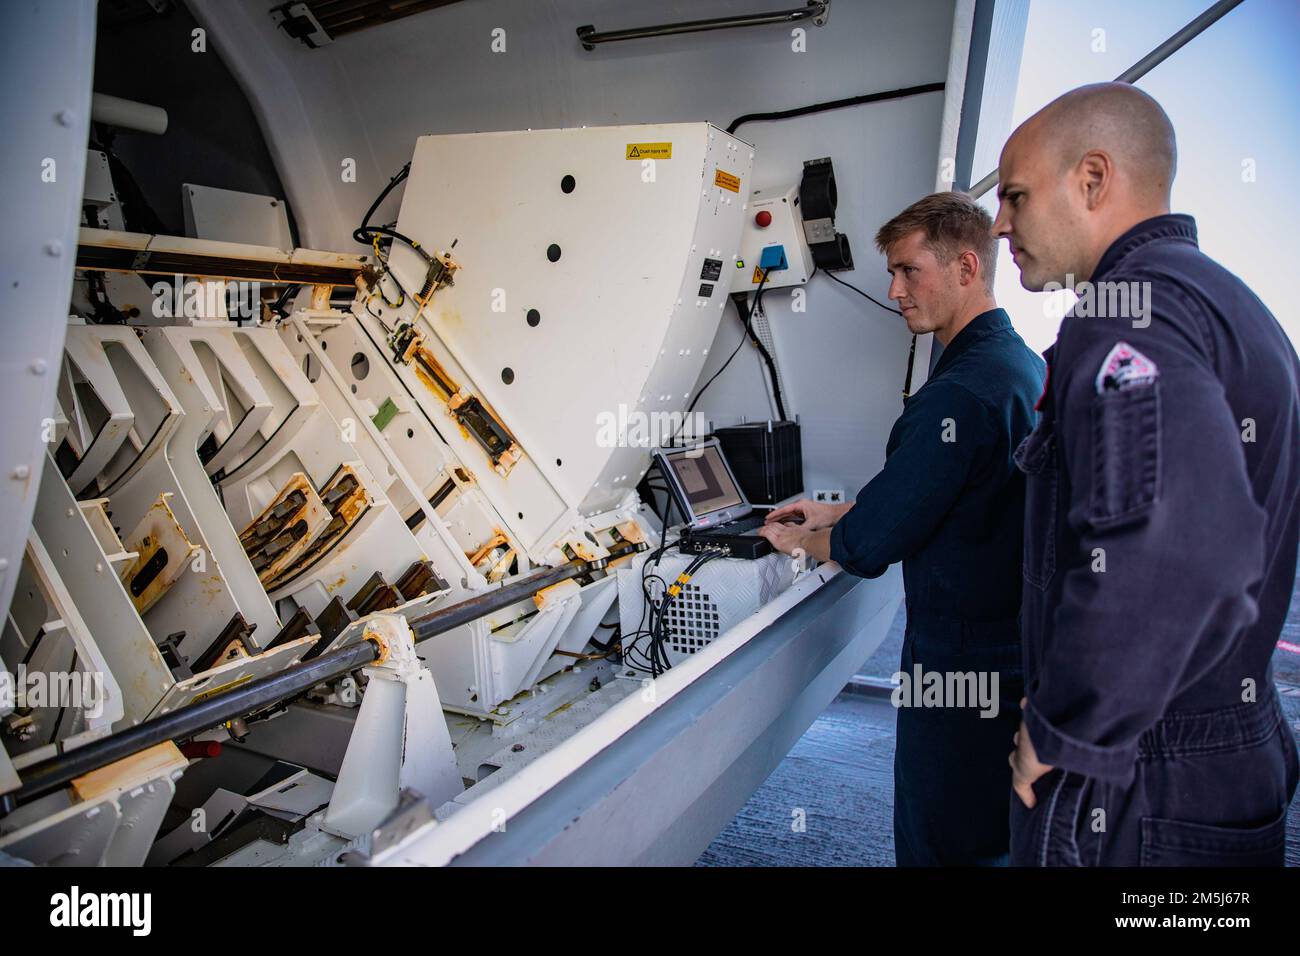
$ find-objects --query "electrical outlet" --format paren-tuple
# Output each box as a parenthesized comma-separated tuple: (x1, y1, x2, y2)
(813, 489, 844, 504)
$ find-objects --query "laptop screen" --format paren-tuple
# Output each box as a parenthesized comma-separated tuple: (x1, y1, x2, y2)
(660, 443, 747, 526)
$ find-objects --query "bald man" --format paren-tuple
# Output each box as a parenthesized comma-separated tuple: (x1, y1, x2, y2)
(994, 83, 1300, 867)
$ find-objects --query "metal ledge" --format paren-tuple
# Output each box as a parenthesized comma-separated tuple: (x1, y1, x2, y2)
(76, 227, 368, 285)
(577, 1, 829, 51)
(373, 563, 901, 865)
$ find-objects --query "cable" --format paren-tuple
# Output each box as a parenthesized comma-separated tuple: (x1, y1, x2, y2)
(642, 550, 724, 676)
(352, 160, 433, 309)
(363, 293, 395, 334)
(360, 161, 410, 232)
(354, 224, 433, 267)
(85, 272, 133, 324)
(674, 270, 770, 443)
(820, 268, 901, 315)
(726, 82, 945, 135)
(734, 286, 787, 420)
(353, 160, 423, 259)
(819, 271, 920, 400)
(902, 333, 919, 401)
(269, 282, 302, 322)
(620, 484, 692, 675)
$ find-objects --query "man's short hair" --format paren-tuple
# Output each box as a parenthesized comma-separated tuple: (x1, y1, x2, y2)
(874, 191, 996, 291)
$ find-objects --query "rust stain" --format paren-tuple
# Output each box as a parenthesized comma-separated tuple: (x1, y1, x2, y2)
(546, 700, 576, 720)
(261, 466, 369, 591)
(239, 472, 328, 586)
(120, 493, 199, 615)
(200, 573, 226, 600)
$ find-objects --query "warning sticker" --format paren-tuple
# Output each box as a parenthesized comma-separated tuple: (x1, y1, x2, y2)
(714, 169, 741, 193)
(626, 142, 672, 160)
(191, 672, 254, 704)
(752, 266, 765, 284)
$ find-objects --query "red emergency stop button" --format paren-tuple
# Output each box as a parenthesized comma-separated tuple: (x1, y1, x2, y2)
(755, 210, 772, 228)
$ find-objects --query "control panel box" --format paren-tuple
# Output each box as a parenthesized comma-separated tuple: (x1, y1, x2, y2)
(734, 184, 815, 293)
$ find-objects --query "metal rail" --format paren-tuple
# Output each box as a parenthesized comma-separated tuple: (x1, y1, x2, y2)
(578, 1, 828, 50)
(8, 544, 641, 804)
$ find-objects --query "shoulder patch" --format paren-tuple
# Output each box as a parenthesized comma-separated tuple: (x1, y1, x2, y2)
(1095, 342, 1158, 394)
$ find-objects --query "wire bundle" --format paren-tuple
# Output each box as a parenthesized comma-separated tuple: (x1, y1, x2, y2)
(353, 160, 440, 330)
(621, 542, 724, 677)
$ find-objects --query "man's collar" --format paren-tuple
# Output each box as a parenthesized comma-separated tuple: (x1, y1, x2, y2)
(1092, 213, 1198, 281)
(933, 307, 1012, 375)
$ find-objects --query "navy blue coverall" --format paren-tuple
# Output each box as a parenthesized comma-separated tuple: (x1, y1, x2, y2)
(1013, 214, 1300, 866)
(830, 308, 1046, 865)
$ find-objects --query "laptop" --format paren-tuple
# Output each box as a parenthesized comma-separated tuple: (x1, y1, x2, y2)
(654, 440, 774, 559)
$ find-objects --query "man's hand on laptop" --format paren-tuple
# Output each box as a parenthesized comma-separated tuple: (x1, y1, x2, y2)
(764, 498, 850, 530)
(757, 519, 805, 555)
(757, 522, 833, 562)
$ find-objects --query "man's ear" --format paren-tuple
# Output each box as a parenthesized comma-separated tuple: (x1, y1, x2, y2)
(957, 249, 979, 287)
(1078, 149, 1114, 210)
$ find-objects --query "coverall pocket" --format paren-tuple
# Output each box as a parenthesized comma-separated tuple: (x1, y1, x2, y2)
(1014, 422, 1057, 591)
(1011, 768, 1091, 867)
(1040, 771, 1090, 866)
(1089, 384, 1160, 527)
(1138, 810, 1287, 866)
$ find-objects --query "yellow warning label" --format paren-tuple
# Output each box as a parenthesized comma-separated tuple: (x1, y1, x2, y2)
(626, 142, 672, 160)
(191, 673, 254, 705)
(752, 266, 765, 284)
(715, 169, 741, 193)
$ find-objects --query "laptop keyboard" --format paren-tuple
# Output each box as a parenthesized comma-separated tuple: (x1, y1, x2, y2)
(713, 513, 765, 534)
